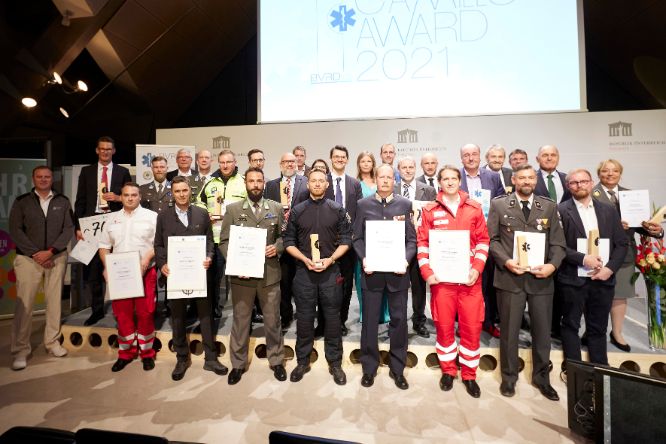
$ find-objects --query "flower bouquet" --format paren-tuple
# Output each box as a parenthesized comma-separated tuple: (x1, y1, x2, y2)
(633, 235, 666, 349)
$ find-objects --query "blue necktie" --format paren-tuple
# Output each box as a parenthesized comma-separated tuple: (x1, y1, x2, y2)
(335, 177, 343, 205)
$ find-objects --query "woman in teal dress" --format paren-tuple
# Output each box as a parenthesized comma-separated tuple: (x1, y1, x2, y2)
(355, 151, 390, 324)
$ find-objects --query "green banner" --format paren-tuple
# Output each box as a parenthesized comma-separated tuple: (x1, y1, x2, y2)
(0, 159, 47, 317)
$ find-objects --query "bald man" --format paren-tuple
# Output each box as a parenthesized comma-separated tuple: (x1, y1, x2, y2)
(534, 145, 571, 204)
(416, 153, 440, 192)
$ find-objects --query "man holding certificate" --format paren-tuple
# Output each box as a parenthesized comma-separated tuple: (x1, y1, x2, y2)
(284, 169, 353, 385)
(220, 167, 287, 384)
(557, 169, 627, 366)
(353, 164, 416, 390)
(98, 182, 158, 372)
(487, 164, 566, 401)
(154, 176, 228, 381)
(416, 166, 489, 398)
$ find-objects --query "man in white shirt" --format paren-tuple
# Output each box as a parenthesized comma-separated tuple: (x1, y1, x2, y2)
(99, 182, 158, 372)
(293, 146, 310, 176)
(416, 152, 439, 192)
(484, 144, 514, 193)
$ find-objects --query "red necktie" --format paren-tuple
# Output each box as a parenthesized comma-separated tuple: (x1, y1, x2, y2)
(102, 166, 109, 190)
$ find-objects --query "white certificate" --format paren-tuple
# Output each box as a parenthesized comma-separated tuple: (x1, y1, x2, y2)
(167, 289, 207, 300)
(365, 220, 406, 273)
(619, 189, 651, 227)
(225, 225, 267, 278)
(412, 200, 430, 227)
(576, 238, 610, 277)
(106, 251, 144, 300)
(470, 188, 490, 220)
(429, 230, 470, 284)
(78, 213, 111, 245)
(167, 235, 207, 291)
(70, 239, 98, 265)
(512, 231, 546, 267)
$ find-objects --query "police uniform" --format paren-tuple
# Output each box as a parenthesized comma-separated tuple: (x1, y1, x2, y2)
(139, 180, 173, 214)
(220, 198, 285, 371)
(283, 197, 353, 368)
(487, 193, 565, 388)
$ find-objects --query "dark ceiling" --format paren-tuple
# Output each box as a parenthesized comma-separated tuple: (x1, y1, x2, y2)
(0, 0, 664, 165)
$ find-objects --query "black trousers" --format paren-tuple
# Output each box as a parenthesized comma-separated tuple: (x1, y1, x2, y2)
(360, 286, 408, 376)
(279, 254, 297, 323)
(207, 245, 225, 317)
(409, 258, 427, 328)
(560, 280, 614, 365)
(169, 297, 217, 362)
(294, 265, 343, 366)
(481, 256, 499, 328)
(338, 249, 356, 325)
(83, 252, 105, 317)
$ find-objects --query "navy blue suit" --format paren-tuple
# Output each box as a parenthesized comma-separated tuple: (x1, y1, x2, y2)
(459, 167, 505, 199)
(535, 169, 571, 203)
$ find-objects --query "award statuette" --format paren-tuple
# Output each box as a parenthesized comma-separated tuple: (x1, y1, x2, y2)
(587, 229, 600, 257)
(212, 190, 224, 220)
(310, 234, 323, 269)
(98, 182, 109, 210)
(517, 234, 530, 270)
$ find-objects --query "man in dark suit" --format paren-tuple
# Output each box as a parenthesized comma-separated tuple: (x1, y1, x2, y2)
(394, 156, 436, 338)
(140, 156, 173, 214)
(533, 145, 571, 203)
(354, 164, 416, 390)
(264, 152, 310, 329)
(293, 146, 311, 177)
(188, 149, 214, 202)
(74, 136, 131, 326)
(166, 148, 196, 181)
(558, 169, 627, 366)
(416, 152, 439, 193)
(459, 143, 505, 338)
(324, 145, 363, 336)
(488, 164, 566, 401)
(154, 176, 228, 381)
(484, 144, 513, 194)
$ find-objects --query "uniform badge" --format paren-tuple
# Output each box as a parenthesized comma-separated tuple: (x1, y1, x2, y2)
(534, 201, 542, 209)
(509, 199, 516, 207)
(593, 190, 600, 197)
(536, 218, 549, 228)
(393, 215, 406, 221)
(537, 225, 543, 231)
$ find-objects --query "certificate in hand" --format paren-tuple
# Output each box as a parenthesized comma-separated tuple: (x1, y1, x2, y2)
(576, 238, 610, 277)
(429, 230, 470, 284)
(225, 225, 267, 278)
(167, 235, 207, 291)
(512, 231, 546, 268)
(106, 251, 144, 300)
(365, 220, 406, 273)
(619, 189, 651, 227)
(70, 239, 98, 265)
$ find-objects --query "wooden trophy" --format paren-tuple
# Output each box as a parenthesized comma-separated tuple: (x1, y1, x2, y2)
(587, 229, 600, 257)
(516, 235, 530, 270)
(212, 190, 223, 220)
(280, 183, 289, 210)
(310, 234, 323, 269)
(98, 182, 109, 210)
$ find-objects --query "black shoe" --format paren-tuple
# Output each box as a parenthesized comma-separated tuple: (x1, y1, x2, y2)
(228, 368, 244, 385)
(500, 381, 515, 397)
(141, 357, 155, 371)
(172, 359, 191, 381)
(314, 326, 324, 339)
(252, 313, 264, 323)
(414, 325, 430, 338)
(329, 366, 347, 385)
(111, 358, 132, 372)
(389, 370, 409, 390)
(439, 374, 454, 391)
(341, 325, 349, 337)
(271, 364, 287, 381)
(84, 312, 104, 326)
(361, 373, 375, 387)
(204, 359, 229, 375)
(610, 332, 631, 352)
(533, 383, 559, 401)
(290, 364, 311, 382)
(463, 379, 481, 398)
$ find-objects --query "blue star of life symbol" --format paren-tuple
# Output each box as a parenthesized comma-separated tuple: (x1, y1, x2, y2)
(330, 5, 356, 32)
(142, 153, 153, 167)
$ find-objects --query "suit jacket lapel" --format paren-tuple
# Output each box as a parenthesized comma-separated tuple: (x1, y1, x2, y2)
(565, 200, 586, 237)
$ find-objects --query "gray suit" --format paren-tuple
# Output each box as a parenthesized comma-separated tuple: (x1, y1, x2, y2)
(488, 193, 566, 386)
(220, 198, 285, 369)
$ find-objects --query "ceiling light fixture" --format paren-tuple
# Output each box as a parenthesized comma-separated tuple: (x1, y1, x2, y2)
(76, 80, 88, 92)
(52, 71, 62, 84)
(59, 107, 69, 118)
(21, 97, 37, 108)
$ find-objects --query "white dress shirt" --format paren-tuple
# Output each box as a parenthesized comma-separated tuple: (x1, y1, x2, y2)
(424, 175, 439, 192)
(574, 198, 599, 236)
(401, 180, 415, 201)
(175, 206, 189, 227)
(464, 169, 482, 195)
(540, 169, 565, 203)
(98, 206, 157, 264)
(96, 162, 114, 213)
(38, 190, 54, 216)
(331, 172, 347, 207)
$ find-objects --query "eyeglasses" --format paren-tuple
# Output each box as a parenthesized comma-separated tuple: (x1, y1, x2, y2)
(568, 179, 592, 187)
(280, 160, 296, 164)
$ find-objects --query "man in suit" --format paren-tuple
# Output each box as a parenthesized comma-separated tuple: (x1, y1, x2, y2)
(459, 143, 505, 338)
(265, 152, 310, 329)
(188, 149, 214, 202)
(488, 164, 566, 401)
(247, 148, 266, 172)
(557, 169, 627, 366)
(416, 152, 439, 192)
(484, 144, 514, 194)
(293, 146, 311, 177)
(140, 156, 173, 214)
(395, 156, 437, 338)
(354, 164, 416, 390)
(154, 176, 228, 381)
(220, 168, 287, 384)
(324, 145, 363, 336)
(75, 136, 132, 326)
(534, 145, 571, 204)
(380, 143, 401, 181)
(166, 148, 196, 181)
(508, 148, 528, 171)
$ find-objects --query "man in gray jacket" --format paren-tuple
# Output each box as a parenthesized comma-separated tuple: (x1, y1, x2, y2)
(9, 166, 74, 370)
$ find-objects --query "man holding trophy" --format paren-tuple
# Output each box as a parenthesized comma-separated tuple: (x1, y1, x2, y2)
(283, 169, 353, 385)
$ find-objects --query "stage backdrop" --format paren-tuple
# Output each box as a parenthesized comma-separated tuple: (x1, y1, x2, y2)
(0, 159, 48, 317)
(156, 110, 666, 204)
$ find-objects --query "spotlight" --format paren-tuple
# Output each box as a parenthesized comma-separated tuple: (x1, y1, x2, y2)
(59, 107, 69, 118)
(76, 80, 88, 92)
(21, 97, 37, 108)
(52, 71, 62, 84)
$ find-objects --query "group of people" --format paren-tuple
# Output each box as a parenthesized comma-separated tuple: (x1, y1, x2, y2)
(9, 136, 664, 401)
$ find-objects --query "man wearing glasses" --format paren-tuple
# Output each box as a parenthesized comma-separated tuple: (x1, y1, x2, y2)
(166, 148, 196, 181)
